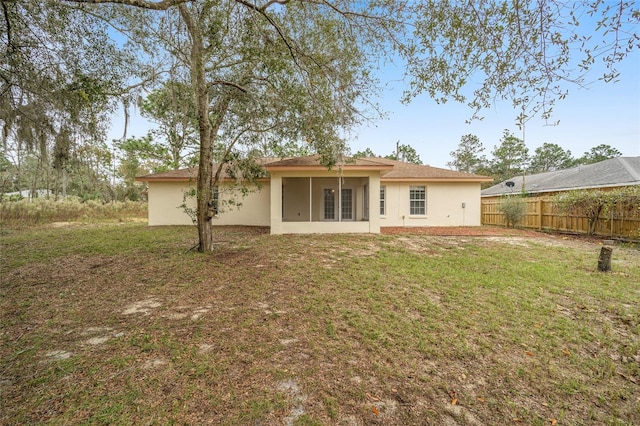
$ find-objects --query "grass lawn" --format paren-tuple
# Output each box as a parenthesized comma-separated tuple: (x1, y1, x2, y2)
(1, 223, 639, 425)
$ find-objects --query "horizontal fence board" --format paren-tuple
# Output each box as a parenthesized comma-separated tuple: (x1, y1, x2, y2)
(481, 197, 640, 239)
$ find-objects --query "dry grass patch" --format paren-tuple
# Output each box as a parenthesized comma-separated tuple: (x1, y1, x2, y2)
(0, 198, 147, 227)
(1, 224, 639, 425)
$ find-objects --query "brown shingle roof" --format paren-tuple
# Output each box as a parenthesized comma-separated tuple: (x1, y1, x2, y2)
(374, 158, 492, 182)
(136, 167, 199, 181)
(263, 155, 393, 170)
(135, 158, 280, 182)
(136, 156, 491, 182)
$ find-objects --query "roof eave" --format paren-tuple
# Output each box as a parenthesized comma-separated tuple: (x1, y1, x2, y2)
(382, 177, 493, 183)
(135, 176, 195, 182)
(135, 176, 270, 183)
(264, 165, 394, 172)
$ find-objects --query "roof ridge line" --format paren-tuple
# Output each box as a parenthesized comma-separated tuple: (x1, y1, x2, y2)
(617, 157, 640, 181)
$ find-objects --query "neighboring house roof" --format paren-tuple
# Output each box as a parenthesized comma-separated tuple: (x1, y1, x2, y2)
(481, 157, 640, 197)
(136, 155, 492, 183)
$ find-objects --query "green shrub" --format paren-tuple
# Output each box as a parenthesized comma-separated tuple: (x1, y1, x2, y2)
(555, 187, 640, 235)
(499, 196, 527, 228)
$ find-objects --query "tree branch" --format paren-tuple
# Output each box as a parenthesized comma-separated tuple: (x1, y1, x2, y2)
(102, 70, 169, 96)
(2, 1, 12, 52)
(208, 80, 248, 93)
(233, 0, 299, 66)
(259, 0, 290, 11)
(66, 0, 191, 10)
(211, 96, 235, 186)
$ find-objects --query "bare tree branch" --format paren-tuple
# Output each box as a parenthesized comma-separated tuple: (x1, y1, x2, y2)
(66, 0, 191, 10)
(259, 0, 290, 11)
(2, 1, 12, 51)
(209, 80, 248, 93)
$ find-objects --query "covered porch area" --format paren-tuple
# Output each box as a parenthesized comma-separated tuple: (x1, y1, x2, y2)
(265, 157, 391, 234)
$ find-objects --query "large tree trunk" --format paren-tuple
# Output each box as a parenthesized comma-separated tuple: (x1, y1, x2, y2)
(195, 69, 213, 253)
(181, 5, 213, 252)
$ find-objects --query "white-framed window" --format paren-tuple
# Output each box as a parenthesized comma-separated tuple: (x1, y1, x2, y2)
(409, 186, 426, 215)
(380, 185, 386, 216)
(323, 188, 336, 220)
(341, 188, 353, 220)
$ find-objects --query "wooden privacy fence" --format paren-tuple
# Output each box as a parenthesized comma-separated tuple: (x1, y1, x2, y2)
(481, 197, 640, 240)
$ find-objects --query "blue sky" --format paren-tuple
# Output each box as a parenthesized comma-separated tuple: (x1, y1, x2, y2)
(111, 45, 639, 170)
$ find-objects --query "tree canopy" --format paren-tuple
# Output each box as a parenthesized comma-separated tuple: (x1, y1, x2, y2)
(490, 130, 530, 183)
(579, 144, 623, 165)
(529, 143, 575, 173)
(404, 0, 640, 125)
(447, 134, 487, 174)
(386, 143, 423, 165)
(447, 134, 625, 187)
(1, 0, 145, 200)
(352, 143, 422, 165)
(139, 82, 199, 170)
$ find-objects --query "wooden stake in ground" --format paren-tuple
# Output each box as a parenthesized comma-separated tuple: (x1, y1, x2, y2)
(597, 246, 613, 272)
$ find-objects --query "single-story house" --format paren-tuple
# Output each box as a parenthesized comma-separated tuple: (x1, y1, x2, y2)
(481, 156, 640, 199)
(136, 155, 492, 234)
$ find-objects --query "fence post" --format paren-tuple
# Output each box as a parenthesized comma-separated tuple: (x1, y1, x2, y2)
(537, 199, 542, 230)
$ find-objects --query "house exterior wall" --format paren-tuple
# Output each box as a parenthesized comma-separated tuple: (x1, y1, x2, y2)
(215, 182, 271, 226)
(147, 181, 270, 226)
(146, 175, 482, 230)
(147, 181, 195, 226)
(380, 181, 482, 227)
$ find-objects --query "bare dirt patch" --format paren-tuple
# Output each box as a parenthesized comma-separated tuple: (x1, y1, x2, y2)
(122, 299, 161, 315)
(43, 350, 73, 362)
(381, 225, 542, 237)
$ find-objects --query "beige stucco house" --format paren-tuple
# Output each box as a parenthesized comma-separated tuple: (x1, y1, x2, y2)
(136, 156, 492, 234)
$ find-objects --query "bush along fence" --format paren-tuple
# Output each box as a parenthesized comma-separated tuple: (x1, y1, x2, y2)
(481, 187, 640, 240)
